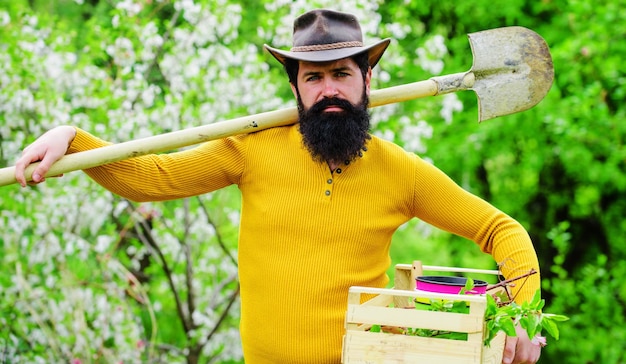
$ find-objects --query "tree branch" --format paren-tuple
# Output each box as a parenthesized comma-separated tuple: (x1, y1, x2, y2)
(131, 204, 193, 334)
(196, 196, 238, 267)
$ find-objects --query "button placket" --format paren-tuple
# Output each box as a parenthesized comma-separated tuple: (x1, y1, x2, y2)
(324, 176, 333, 197)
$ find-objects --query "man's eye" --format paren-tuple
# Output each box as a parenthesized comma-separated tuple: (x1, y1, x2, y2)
(306, 75, 320, 82)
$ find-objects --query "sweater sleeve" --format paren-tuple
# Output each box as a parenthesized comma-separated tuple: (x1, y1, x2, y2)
(68, 127, 247, 202)
(412, 157, 540, 303)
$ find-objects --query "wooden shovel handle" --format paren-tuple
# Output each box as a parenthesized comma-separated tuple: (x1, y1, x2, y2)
(0, 80, 438, 187)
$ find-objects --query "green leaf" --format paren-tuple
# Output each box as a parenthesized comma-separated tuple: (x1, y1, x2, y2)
(523, 313, 542, 338)
(485, 294, 498, 317)
(451, 300, 469, 313)
(530, 289, 542, 307)
(499, 317, 517, 337)
(462, 277, 475, 294)
(536, 298, 546, 311)
(430, 299, 443, 311)
(542, 313, 570, 322)
(542, 318, 560, 340)
(498, 305, 519, 317)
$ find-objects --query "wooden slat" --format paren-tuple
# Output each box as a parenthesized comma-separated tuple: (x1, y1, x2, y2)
(395, 263, 501, 276)
(349, 286, 487, 304)
(346, 304, 484, 333)
(343, 331, 482, 364)
(482, 332, 507, 364)
(361, 293, 393, 307)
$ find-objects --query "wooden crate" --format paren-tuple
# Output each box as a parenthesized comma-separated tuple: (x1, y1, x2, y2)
(342, 261, 506, 364)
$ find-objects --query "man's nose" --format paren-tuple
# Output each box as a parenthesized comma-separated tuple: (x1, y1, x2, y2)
(321, 79, 339, 98)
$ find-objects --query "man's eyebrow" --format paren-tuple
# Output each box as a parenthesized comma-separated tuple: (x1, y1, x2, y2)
(331, 66, 352, 73)
(302, 66, 352, 77)
(302, 70, 322, 78)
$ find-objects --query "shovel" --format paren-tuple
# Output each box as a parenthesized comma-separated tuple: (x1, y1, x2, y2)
(0, 26, 553, 187)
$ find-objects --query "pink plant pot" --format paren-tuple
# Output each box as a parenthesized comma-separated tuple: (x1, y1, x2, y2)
(416, 276, 488, 295)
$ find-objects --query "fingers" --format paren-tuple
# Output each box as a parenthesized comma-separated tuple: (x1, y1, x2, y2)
(14, 126, 75, 187)
(14, 160, 28, 187)
(502, 328, 542, 364)
(14, 150, 45, 187)
(31, 150, 60, 183)
(502, 335, 518, 364)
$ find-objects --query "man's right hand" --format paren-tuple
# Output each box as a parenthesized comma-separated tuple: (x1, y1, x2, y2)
(14, 125, 77, 187)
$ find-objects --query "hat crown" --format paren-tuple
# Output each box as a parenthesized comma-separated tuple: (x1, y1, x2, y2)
(263, 9, 390, 68)
(292, 9, 363, 49)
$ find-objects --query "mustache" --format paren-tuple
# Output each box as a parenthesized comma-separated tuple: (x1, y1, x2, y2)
(307, 97, 358, 114)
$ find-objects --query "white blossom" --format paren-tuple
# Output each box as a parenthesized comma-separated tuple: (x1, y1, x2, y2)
(0, 10, 10, 26)
(440, 93, 464, 123)
(416, 34, 448, 75)
(106, 36, 136, 69)
(116, 0, 143, 17)
(399, 117, 433, 154)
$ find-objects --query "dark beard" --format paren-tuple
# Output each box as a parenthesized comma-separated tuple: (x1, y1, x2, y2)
(298, 93, 371, 166)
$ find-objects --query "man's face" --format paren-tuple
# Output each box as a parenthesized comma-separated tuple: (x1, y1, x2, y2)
(292, 58, 371, 111)
(292, 58, 373, 165)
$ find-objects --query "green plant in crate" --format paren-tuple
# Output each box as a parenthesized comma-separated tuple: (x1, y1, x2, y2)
(409, 277, 569, 347)
(405, 278, 475, 340)
(406, 297, 470, 340)
(370, 278, 474, 339)
(370, 277, 569, 347)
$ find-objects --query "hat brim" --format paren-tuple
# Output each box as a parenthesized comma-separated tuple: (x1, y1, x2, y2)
(264, 38, 391, 68)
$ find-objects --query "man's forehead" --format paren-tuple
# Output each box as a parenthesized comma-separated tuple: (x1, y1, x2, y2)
(298, 58, 359, 71)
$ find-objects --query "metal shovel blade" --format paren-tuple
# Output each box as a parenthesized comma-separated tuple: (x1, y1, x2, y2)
(371, 26, 554, 122)
(430, 26, 554, 121)
(467, 26, 554, 121)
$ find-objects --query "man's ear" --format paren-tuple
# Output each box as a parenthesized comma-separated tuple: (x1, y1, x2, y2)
(290, 83, 298, 99)
(365, 67, 372, 96)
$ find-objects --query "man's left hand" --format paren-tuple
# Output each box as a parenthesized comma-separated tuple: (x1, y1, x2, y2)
(502, 325, 544, 364)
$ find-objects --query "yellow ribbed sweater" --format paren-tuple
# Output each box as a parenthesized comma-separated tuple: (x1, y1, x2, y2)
(69, 124, 540, 363)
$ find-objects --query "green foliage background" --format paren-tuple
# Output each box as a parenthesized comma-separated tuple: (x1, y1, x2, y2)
(1, 0, 624, 363)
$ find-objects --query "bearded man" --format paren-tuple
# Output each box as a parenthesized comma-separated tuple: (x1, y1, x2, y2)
(15, 9, 542, 364)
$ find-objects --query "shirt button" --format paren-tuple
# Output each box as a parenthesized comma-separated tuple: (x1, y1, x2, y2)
(327, 179, 333, 184)
(336, 168, 342, 174)
(325, 190, 331, 196)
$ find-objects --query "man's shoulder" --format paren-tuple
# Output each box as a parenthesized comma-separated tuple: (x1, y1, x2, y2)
(368, 134, 416, 157)
(247, 123, 298, 138)
(230, 124, 301, 154)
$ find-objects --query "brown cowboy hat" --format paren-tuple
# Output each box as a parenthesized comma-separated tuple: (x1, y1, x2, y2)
(264, 9, 391, 68)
